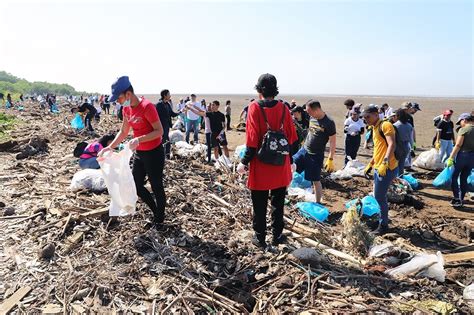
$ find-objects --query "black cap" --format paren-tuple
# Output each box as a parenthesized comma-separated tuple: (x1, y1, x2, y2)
(255, 73, 277, 90)
(291, 106, 304, 114)
(361, 105, 379, 116)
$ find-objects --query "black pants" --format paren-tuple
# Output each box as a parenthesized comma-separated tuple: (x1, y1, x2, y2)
(85, 113, 94, 131)
(133, 145, 166, 222)
(344, 134, 361, 165)
(163, 130, 171, 159)
(226, 114, 231, 130)
(205, 133, 212, 163)
(103, 104, 110, 114)
(250, 187, 286, 242)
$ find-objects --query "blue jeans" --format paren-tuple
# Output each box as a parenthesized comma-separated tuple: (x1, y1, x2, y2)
(79, 157, 100, 169)
(185, 119, 200, 143)
(452, 151, 474, 201)
(374, 168, 397, 226)
(439, 139, 453, 163)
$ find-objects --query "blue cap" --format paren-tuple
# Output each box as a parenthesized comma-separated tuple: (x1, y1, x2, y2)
(108, 76, 131, 102)
(456, 112, 472, 125)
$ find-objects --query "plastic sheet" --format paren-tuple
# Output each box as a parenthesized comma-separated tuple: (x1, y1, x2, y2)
(385, 251, 446, 282)
(169, 130, 184, 144)
(296, 202, 329, 222)
(330, 159, 365, 180)
(69, 169, 106, 192)
(413, 148, 444, 171)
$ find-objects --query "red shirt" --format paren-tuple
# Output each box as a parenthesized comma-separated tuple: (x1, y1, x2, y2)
(245, 100, 297, 190)
(123, 98, 162, 151)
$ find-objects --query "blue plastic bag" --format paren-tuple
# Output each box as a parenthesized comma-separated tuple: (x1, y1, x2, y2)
(234, 145, 246, 159)
(345, 196, 380, 217)
(291, 171, 312, 189)
(468, 170, 474, 191)
(71, 113, 85, 130)
(297, 202, 329, 222)
(402, 174, 419, 190)
(433, 166, 454, 188)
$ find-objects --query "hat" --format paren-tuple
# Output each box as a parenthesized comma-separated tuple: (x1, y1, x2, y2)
(443, 110, 453, 116)
(412, 103, 421, 111)
(361, 105, 379, 116)
(402, 101, 412, 109)
(291, 106, 304, 114)
(456, 113, 472, 125)
(108, 76, 131, 102)
(255, 73, 277, 90)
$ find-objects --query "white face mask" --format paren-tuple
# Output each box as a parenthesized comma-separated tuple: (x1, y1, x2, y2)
(121, 99, 131, 107)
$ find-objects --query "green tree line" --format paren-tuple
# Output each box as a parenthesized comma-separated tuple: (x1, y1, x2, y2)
(0, 71, 84, 97)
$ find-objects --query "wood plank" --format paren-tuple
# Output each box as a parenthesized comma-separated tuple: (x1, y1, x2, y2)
(0, 286, 32, 315)
(444, 251, 474, 263)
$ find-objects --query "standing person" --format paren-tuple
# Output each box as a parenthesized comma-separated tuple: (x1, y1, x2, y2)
(100, 76, 166, 225)
(79, 134, 115, 169)
(290, 99, 297, 110)
(446, 113, 474, 208)
(435, 110, 455, 163)
(203, 103, 213, 163)
(156, 89, 179, 159)
(343, 110, 365, 165)
(293, 100, 336, 204)
(362, 105, 398, 235)
(187, 100, 230, 160)
(344, 99, 355, 118)
(77, 99, 97, 132)
(403, 102, 421, 167)
(184, 94, 203, 144)
(225, 100, 232, 130)
(291, 106, 309, 149)
(382, 103, 394, 118)
(6, 93, 12, 108)
(200, 99, 206, 130)
(103, 95, 111, 114)
(393, 108, 413, 175)
(236, 74, 298, 248)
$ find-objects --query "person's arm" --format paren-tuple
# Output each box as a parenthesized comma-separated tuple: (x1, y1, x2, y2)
(328, 134, 336, 160)
(136, 118, 163, 143)
(449, 135, 465, 160)
(239, 109, 245, 121)
(107, 118, 131, 149)
(385, 132, 396, 160)
(187, 105, 206, 117)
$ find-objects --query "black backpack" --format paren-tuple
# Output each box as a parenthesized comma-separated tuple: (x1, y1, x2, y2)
(257, 101, 290, 166)
(73, 141, 88, 158)
(378, 121, 406, 162)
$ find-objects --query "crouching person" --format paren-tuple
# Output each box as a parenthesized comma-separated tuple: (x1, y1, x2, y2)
(237, 74, 298, 249)
(79, 134, 115, 169)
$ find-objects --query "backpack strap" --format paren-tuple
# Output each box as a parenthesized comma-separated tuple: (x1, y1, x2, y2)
(279, 102, 286, 131)
(257, 100, 286, 131)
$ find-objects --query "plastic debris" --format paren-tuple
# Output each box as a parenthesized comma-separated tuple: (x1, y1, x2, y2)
(69, 169, 106, 192)
(296, 202, 329, 222)
(413, 148, 444, 171)
(385, 251, 446, 282)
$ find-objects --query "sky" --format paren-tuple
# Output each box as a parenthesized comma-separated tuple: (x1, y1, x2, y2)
(0, 0, 472, 96)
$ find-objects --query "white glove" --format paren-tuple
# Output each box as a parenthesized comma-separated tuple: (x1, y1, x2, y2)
(291, 163, 297, 173)
(128, 138, 140, 150)
(237, 162, 247, 174)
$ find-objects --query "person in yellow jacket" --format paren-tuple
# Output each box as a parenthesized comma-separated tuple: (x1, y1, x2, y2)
(362, 105, 398, 235)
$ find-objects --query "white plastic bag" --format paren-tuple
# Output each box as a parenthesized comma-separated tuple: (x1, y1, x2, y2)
(69, 169, 106, 192)
(98, 144, 137, 216)
(233, 144, 246, 159)
(215, 155, 232, 170)
(169, 130, 184, 144)
(287, 187, 315, 202)
(368, 243, 394, 258)
(330, 159, 365, 180)
(463, 283, 474, 307)
(174, 141, 207, 157)
(385, 251, 446, 282)
(413, 148, 444, 171)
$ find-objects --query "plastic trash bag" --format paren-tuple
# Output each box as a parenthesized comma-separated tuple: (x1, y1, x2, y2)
(169, 130, 184, 144)
(233, 144, 246, 159)
(468, 170, 474, 191)
(174, 141, 207, 157)
(71, 113, 85, 130)
(98, 144, 137, 216)
(402, 174, 419, 190)
(385, 251, 446, 282)
(463, 283, 474, 307)
(172, 119, 185, 131)
(69, 169, 106, 192)
(215, 155, 232, 170)
(369, 243, 394, 258)
(433, 166, 454, 188)
(330, 159, 365, 180)
(291, 171, 312, 189)
(287, 187, 315, 202)
(413, 148, 444, 171)
(296, 202, 329, 222)
(345, 195, 381, 217)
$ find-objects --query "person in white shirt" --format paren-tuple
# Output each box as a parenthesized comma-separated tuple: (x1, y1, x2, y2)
(183, 94, 204, 143)
(382, 103, 394, 118)
(344, 110, 365, 165)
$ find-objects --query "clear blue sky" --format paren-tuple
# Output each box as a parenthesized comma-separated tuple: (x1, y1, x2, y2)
(0, 0, 472, 96)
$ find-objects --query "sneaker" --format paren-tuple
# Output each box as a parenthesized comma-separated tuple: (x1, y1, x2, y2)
(251, 235, 267, 249)
(451, 199, 463, 208)
(272, 234, 287, 246)
(371, 224, 389, 236)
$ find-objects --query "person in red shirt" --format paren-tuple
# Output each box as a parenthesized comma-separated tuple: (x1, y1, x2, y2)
(100, 76, 166, 226)
(237, 74, 298, 249)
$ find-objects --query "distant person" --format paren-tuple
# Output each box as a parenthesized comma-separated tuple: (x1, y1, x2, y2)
(76, 99, 97, 132)
(79, 134, 115, 169)
(291, 106, 309, 148)
(381, 103, 393, 118)
(200, 99, 206, 130)
(203, 102, 213, 163)
(103, 95, 111, 114)
(432, 109, 453, 146)
(294, 100, 336, 204)
(435, 110, 455, 163)
(101, 76, 166, 226)
(19, 94, 24, 102)
(362, 105, 398, 235)
(393, 108, 414, 175)
(237, 73, 298, 248)
(6, 93, 12, 108)
(155, 89, 179, 159)
(188, 100, 230, 160)
(446, 113, 474, 208)
(184, 94, 203, 144)
(225, 100, 232, 130)
(290, 99, 297, 110)
(344, 99, 355, 118)
(343, 109, 365, 165)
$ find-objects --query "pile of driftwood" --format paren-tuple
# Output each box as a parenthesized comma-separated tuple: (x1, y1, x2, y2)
(0, 102, 472, 314)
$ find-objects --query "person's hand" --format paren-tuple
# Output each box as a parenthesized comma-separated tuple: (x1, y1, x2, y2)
(237, 162, 247, 174)
(291, 163, 297, 173)
(413, 142, 417, 151)
(128, 138, 140, 150)
(446, 157, 455, 168)
(377, 161, 389, 177)
(364, 163, 373, 177)
(435, 142, 441, 151)
(324, 158, 335, 173)
(98, 146, 112, 157)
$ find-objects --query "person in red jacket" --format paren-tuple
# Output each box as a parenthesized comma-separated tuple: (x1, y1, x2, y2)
(237, 74, 298, 249)
(99, 76, 165, 226)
